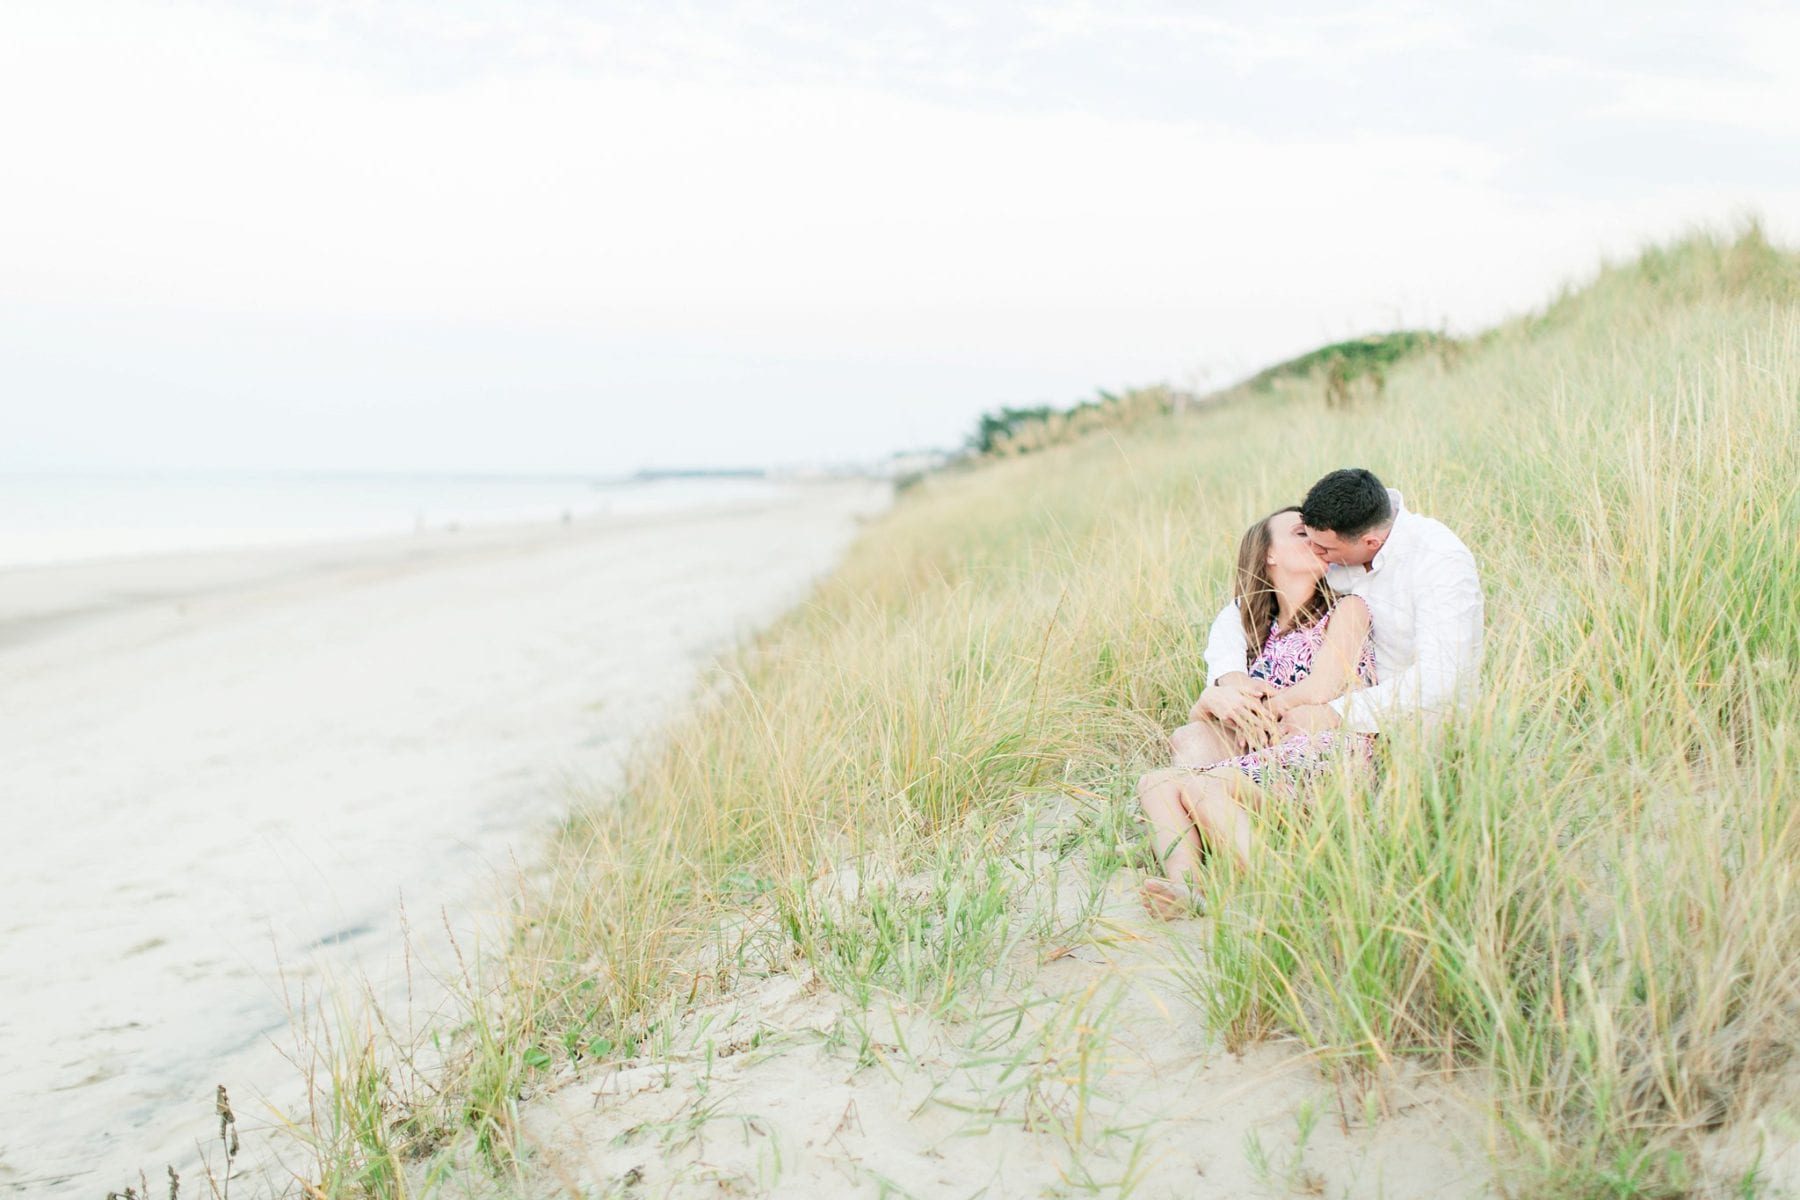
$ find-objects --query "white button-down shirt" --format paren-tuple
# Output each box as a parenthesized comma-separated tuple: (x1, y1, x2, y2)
(1202, 490, 1484, 734)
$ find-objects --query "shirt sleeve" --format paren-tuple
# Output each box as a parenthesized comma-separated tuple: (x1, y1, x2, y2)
(1203, 601, 1249, 686)
(1329, 548, 1484, 734)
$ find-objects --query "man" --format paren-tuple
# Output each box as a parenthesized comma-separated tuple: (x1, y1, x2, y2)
(1187, 467, 1483, 754)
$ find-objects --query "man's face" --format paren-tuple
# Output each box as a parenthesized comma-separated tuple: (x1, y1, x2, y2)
(1304, 525, 1379, 567)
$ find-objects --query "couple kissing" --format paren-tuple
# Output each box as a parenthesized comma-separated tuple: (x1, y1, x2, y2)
(1138, 467, 1484, 918)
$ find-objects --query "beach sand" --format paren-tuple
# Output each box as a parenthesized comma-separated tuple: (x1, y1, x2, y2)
(437, 821, 1501, 1200)
(0, 479, 889, 1197)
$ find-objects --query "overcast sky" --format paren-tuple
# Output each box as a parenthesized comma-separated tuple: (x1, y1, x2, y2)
(3, 1, 1797, 474)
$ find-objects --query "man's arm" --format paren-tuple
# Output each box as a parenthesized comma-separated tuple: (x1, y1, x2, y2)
(1193, 601, 1275, 743)
(1329, 549, 1483, 734)
(1202, 601, 1249, 687)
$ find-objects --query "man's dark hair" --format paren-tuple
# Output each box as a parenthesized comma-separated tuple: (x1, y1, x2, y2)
(1300, 468, 1392, 536)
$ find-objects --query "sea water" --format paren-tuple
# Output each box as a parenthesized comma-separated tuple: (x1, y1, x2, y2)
(0, 470, 784, 569)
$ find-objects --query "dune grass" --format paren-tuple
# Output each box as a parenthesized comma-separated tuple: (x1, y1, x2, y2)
(299, 223, 1800, 1197)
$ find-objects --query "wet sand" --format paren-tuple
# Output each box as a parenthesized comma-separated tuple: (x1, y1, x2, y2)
(0, 479, 888, 1196)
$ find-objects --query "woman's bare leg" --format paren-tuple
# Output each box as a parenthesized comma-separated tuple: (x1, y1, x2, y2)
(1180, 769, 1263, 871)
(1137, 771, 1204, 884)
(1170, 719, 1240, 769)
(1136, 767, 1271, 916)
(1136, 770, 1208, 918)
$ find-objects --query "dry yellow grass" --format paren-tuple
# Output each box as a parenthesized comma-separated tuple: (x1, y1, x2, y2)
(299, 223, 1800, 1198)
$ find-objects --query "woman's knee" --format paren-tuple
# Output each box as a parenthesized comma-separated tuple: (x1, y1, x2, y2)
(1201, 767, 1258, 805)
(1175, 777, 1224, 823)
(1137, 767, 1187, 797)
(1169, 723, 1203, 755)
(1136, 781, 1176, 819)
(1171, 719, 1238, 767)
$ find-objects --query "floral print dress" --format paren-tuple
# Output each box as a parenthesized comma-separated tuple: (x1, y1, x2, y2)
(1210, 605, 1378, 786)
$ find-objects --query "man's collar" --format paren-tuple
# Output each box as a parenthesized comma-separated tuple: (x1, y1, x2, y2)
(1367, 488, 1407, 573)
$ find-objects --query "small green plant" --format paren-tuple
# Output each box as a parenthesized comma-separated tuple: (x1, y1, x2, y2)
(1241, 330, 1453, 401)
(1244, 1096, 1325, 1196)
(967, 386, 1193, 457)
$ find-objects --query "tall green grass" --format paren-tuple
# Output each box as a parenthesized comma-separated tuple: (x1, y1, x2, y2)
(304, 223, 1800, 1196)
(1201, 225, 1800, 1195)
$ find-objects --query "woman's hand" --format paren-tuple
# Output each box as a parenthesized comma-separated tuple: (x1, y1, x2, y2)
(1193, 675, 1272, 723)
(1194, 675, 1278, 749)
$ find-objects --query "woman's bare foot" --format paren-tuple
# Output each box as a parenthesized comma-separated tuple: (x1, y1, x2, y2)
(1140, 877, 1203, 920)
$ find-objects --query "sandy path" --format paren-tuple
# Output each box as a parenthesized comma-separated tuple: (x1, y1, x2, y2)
(0, 480, 888, 1197)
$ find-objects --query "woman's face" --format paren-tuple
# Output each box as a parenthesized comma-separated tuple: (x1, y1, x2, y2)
(1266, 510, 1328, 584)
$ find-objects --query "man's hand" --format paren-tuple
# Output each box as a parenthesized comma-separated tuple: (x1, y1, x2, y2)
(1193, 674, 1277, 748)
(1278, 703, 1342, 737)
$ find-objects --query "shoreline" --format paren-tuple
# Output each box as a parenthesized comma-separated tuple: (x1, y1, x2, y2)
(0, 481, 877, 651)
(2, 478, 891, 1197)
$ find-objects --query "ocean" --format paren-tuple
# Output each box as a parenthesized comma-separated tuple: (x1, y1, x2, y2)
(0, 470, 787, 569)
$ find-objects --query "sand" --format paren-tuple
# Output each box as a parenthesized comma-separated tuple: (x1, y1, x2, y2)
(439, 806, 1503, 1200)
(0, 479, 889, 1198)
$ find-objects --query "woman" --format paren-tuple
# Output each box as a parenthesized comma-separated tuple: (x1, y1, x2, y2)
(1137, 506, 1376, 919)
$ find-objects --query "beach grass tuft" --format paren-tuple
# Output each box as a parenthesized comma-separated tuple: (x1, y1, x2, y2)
(296, 221, 1800, 1197)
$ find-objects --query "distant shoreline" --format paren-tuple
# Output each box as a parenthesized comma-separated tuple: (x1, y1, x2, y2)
(0, 470, 888, 576)
(0, 476, 885, 651)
